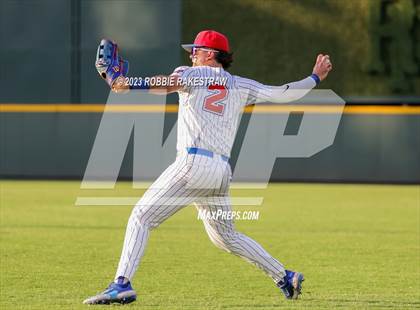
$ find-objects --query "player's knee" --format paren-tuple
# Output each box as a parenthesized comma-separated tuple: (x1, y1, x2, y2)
(131, 205, 153, 228)
(210, 237, 230, 252)
(208, 230, 238, 253)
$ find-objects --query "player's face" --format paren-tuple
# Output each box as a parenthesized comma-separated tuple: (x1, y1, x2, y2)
(190, 47, 218, 66)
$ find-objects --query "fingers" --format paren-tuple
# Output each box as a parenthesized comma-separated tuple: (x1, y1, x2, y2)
(313, 53, 333, 81)
(326, 56, 332, 71)
(320, 54, 332, 71)
(316, 54, 324, 63)
(316, 54, 332, 68)
(327, 61, 332, 70)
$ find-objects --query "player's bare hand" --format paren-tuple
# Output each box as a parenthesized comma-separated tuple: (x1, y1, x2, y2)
(312, 54, 332, 81)
(111, 76, 130, 93)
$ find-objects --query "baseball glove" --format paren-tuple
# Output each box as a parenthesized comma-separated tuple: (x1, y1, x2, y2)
(95, 39, 129, 88)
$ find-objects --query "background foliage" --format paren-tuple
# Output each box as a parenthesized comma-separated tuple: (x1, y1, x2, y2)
(182, 0, 420, 100)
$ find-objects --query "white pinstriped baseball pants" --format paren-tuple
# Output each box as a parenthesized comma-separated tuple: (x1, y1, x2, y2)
(115, 151, 286, 283)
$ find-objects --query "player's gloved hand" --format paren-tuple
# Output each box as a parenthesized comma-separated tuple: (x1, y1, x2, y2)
(95, 39, 129, 89)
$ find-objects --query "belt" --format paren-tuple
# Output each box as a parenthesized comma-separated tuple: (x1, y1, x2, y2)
(186, 147, 229, 162)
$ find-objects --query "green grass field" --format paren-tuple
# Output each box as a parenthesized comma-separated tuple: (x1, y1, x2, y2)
(1, 181, 419, 309)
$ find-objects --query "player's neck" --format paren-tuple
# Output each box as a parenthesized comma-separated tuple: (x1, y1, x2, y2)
(195, 60, 223, 69)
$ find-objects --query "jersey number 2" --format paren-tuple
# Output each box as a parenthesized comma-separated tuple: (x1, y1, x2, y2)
(203, 85, 227, 115)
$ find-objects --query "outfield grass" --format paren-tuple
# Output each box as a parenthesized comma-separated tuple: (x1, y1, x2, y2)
(0, 181, 419, 309)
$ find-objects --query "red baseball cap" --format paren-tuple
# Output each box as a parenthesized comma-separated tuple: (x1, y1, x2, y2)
(182, 30, 230, 53)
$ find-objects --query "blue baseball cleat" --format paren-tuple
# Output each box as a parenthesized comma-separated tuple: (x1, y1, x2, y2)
(83, 277, 137, 305)
(277, 270, 304, 299)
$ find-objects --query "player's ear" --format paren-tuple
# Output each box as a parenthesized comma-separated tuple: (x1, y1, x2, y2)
(207, 51, 215, 61)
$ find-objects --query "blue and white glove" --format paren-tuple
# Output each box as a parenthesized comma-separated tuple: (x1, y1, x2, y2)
(95, 39, 129, 88)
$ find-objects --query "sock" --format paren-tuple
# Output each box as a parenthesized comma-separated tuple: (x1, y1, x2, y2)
(115, 276, 129, 285)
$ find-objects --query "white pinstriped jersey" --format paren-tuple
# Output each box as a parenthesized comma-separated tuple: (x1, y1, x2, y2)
(171, 65, 316, 157)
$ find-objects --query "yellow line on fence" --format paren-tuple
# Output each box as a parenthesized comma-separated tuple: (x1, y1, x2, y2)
(0, 104, 419, 114)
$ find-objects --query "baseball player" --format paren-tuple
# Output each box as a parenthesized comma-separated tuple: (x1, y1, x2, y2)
(84, 30, 332, 305)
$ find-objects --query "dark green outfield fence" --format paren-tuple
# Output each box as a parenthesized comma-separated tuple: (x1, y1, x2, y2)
(0, 0, 419, 182)
(1, 110, 419, 183)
